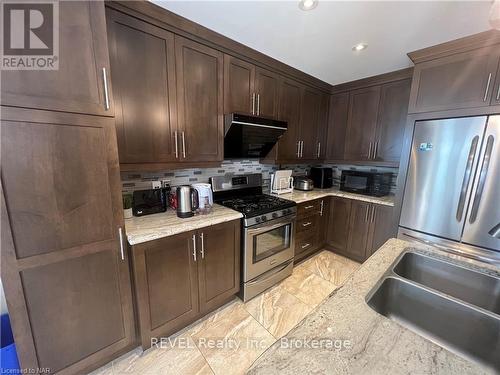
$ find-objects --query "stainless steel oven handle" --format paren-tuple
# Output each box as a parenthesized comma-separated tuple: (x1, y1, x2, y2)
(246, 216, 296, 235)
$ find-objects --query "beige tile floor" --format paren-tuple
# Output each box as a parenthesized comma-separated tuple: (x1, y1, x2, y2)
(90, 250, 360, 375)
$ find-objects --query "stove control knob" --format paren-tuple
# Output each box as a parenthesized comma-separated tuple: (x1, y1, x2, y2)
(261, 215, 267, 222)
(272, 212, 278, 219)
(255, 217, 261, 223)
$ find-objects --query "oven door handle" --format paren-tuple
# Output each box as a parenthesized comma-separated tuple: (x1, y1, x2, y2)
(246, 216, 296, 235)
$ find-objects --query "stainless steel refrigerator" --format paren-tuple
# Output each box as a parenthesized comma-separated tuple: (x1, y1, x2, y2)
(399, 115, 500, 261)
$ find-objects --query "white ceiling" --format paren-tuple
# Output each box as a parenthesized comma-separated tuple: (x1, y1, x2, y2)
(153, 1, 493, 85)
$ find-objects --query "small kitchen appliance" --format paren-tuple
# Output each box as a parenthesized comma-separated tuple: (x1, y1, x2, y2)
(132, 188, 168, 217)
(310, 167, 333, 189)
(270, 170, 294, 195)
(293, 177, 314, 191)
(191, 183, 214, 214)
(340, 170, 392, 197)
(176, 186, 199, 218)
(210, 174, 296, 301)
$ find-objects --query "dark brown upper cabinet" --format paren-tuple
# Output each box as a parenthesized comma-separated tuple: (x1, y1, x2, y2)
(175, 36, 224, 162)
(277, 78, 302, 160)
(1, 108, 135, 374)
(372, 79, 411, 163)
(223, 55, 280, 118)
(408, 46, 500, 113)
(299, 86, 322, 159)
(344, 86, 381, 161)
(106, 9, 178, 165)
(255, 67, 280, 118)
(326, 92, 349, 161)
(1, 1, 113, 117)
(223, 55, 255, 115)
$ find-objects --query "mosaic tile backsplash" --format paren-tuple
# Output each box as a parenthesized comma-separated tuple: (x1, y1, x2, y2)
(121, 160, 398, 195)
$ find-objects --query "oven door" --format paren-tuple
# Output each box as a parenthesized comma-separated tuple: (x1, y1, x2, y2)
(243, 215, 296, 282)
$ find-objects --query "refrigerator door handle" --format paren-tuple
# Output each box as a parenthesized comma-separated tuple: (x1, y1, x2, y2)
(456, 135, 479, 222)
(468, 135, 494, 224)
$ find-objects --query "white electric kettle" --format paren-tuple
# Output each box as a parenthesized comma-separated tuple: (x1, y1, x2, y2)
(191, 183, 213, 210)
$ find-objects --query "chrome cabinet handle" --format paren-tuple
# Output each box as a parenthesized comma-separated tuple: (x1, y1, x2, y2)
(469, 135, 494, 223)
(496, 83, 500, 101)
(251, 93, 256, 115)
(365, 205, 370, 222)
(118, 227, 125, 261)
(192, 234, 197, 261)
(256, 94, 260, 116)
(181, 131, 186, 158)
(484, 73, 492, 102)
(304, 205, 314, 209)
(296, 141, 301, 157)
(300, 141, 304, 158)
(456, 136, 479, 221)
(370, 205, 376, 223)
(301, 243, 311, 249)
(302, 222, 312, 227)
(200, 232, 205, 259)
(368, 142, 373, 159)
(316, 142, 321, 158)
(320, 200, 324, 216)
(174, 131, 179, 159)
(102, 67, 110, 110)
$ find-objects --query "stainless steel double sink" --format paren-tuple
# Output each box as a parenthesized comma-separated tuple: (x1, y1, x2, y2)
(366, 251, 500, 371)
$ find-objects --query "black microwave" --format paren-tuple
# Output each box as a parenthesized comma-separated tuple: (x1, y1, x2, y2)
(340, 171, 392, 197)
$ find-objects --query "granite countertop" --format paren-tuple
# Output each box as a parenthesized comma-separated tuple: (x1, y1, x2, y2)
(125, 204, 243, 245)
(272, 187, 395, 206)
(248, 238, 499, 375)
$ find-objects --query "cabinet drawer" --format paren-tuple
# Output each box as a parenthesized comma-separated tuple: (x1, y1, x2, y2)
(295, 229, 318, 256)
(297, 199, 321, 218)
(296, 214, 319, 234)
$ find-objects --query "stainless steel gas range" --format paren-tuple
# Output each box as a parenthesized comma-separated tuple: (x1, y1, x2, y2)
(210, 174, 296, 301)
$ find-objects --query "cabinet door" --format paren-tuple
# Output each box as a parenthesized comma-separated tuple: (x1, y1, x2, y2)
(344, 86, 380, 161)
(373, 79, 411, 163)
(318, 198, 330, 246)
(346, 201, 372, 262)
(299, 86, 322, 159)
(176, 36, 224, 162)
(367, 205, 394, 257)
(326, 197, 351, 252)
(326, 92, 349, 160)
(492, 62, 500, 106)
(1, 1, 113, 116)
(198, 220, 240, 313)
(1, 109, 134, 373)
(316, 93, 330, 159)
(133, 231, 199, 348)
(409, 47, 500, 113)
(106, 9, 177, 164)
(224, 55, 255, 115)
(277, 79, 302, 160)
(255, 67, 280, 119)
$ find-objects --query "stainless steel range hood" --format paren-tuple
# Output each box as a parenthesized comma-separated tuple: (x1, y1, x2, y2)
(223, 113, 287, 158)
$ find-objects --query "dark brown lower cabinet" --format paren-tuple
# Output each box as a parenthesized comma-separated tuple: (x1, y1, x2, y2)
(326, 197, 394, 262)
(131, 220, 240, 349)
(0, 107, 135, 374)
(294, 198, 329, 262)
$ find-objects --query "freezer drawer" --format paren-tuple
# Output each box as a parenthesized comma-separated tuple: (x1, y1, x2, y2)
(400, 117, 487, 241)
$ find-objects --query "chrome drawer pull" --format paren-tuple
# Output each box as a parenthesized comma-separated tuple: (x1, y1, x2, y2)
(302, 222, 312, 227)
(301, 243, 311, 249)
(304, 205, 314, 209)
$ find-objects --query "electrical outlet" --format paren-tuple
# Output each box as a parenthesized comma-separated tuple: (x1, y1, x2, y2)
(151, 181, 161, 189)
(161, 179, 171, 188)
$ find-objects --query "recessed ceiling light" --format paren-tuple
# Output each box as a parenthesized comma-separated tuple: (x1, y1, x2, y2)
(352, 43, 368, 52)
(299, 0, 318, 11)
